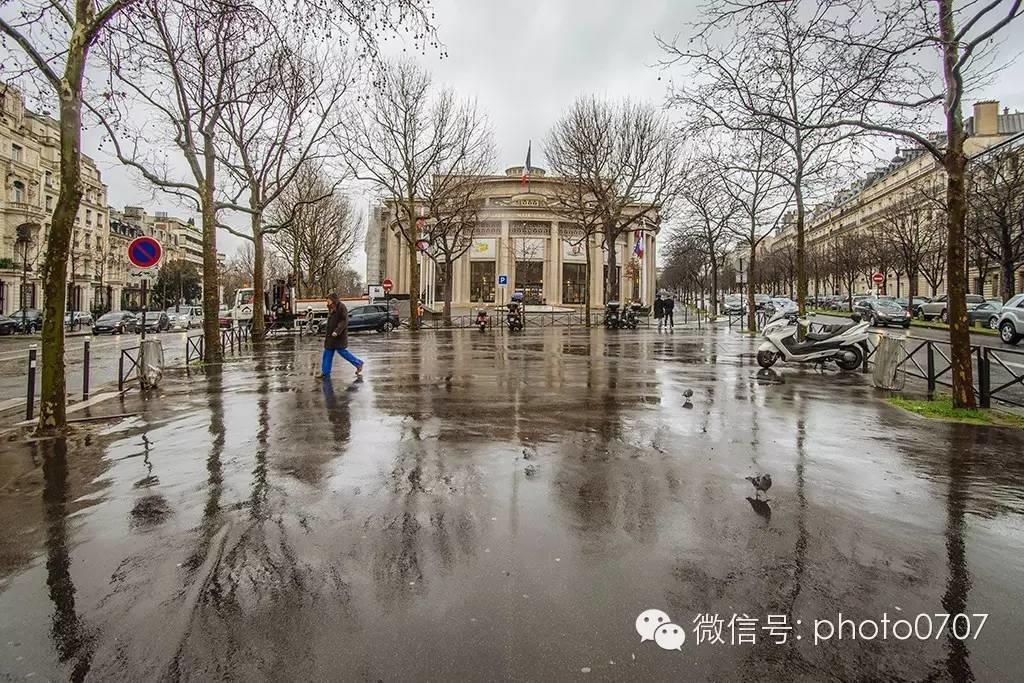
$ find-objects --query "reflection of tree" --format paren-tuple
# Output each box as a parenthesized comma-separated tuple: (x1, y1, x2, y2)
(42, 437, 95, 680)
(183, 370, 226, 572)
(940, 425, 973, 682)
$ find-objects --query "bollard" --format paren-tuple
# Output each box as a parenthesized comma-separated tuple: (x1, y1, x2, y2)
(26, 344, 37, 421)
(83, 337, 91, 401)
(926, 343, 936, 397)
(978, 347, 991, 409)
(118, 353, 125, 392)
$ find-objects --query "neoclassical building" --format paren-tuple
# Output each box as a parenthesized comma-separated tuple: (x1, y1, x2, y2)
(366, 166, 660, 309)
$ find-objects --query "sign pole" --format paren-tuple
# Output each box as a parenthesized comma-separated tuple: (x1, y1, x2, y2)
(141, 278, 148, 340)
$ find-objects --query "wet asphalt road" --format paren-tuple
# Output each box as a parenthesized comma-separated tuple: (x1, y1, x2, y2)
(2, 326, 1024, 681)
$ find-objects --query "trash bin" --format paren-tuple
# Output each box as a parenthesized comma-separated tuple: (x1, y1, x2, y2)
(140, 338, 164, 389)
(871, 333, 905, 390)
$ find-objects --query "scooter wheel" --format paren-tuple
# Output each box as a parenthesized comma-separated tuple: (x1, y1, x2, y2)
(756, 350, 778, 369)
(835, 345, 863, 372)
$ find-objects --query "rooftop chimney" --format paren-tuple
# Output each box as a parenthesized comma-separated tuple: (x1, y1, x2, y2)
(973, 100, 999, 136)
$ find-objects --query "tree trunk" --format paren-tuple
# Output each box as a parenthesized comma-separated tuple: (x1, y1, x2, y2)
(795, 171, 807, 317)
(747, 243, 757, 331)
(939, 0, 975, 409)
(1002, 255, 1016, 299)
(251, 211, 266, 341)
(200, 138, 222, 363)
(584, 235, 592, 327)
(442, 260, 453, 325)
(605, 229, 618, 302)
(37, 39, 89, 433)
(710, 260, 719, 318)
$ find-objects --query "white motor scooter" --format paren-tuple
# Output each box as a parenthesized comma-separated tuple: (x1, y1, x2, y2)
(756, 306, 870, 371)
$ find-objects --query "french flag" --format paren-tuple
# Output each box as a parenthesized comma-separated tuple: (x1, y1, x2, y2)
(633, 230, 644, 259)
(521, 141, 532, 188)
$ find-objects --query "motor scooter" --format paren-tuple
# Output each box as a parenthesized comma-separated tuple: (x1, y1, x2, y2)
(756, 307, 870, 371)
(604, 301, 623, 329)
(506, 302, 524, 331)
(476, 308, 489, 332)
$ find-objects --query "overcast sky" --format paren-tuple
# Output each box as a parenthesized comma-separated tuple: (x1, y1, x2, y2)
(87, 0, 1024, 278)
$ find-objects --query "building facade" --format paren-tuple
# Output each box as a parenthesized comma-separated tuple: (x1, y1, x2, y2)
(759, 100, 1024, 299)
(1, 85, 111, 316)
(367, 167, 660, 309)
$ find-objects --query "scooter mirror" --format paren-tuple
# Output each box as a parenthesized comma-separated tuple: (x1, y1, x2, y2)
(851, 313, 862, 323)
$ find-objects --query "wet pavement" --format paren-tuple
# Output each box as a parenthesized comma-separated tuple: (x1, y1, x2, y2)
(2, 325, 1024, 681)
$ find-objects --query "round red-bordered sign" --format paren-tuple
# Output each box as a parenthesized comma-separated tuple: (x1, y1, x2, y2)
(127, 236, 163, 269)
(872, 272, 885, 285)
(382, 278, 394, 293)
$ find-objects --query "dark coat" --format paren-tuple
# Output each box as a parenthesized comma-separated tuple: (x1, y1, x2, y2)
(664, 298, 675, 312)
(653, 299, 665, 318)
(324, 302, 349, 349)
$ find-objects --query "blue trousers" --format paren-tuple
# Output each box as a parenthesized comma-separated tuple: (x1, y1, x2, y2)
(321, 347, 362, 375)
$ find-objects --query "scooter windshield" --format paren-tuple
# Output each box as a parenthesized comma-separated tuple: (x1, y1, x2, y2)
(767, 303, 798, 324)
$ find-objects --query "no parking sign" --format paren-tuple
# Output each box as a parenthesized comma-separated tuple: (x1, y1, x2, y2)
(127, 236, 163, 270)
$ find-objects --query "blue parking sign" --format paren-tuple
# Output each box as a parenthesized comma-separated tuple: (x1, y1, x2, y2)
(497, 274, 508, 286)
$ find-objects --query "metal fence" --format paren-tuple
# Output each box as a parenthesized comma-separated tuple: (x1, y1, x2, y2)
(863, 334, 1024, 409)
(411, 310, 657, 330)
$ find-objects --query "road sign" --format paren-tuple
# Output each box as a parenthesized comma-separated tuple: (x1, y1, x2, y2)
(368, 285, 384, 300)
(872, 272, 885, 285)
(497, 274, 508, 287)
(127, 236, 162, 269)
(382, 278, 394, 293)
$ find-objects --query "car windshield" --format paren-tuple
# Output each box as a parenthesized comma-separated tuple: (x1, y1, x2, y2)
(966, 295, 985, 303)
(98, 313, 122, 322)
(876, 297, 899, 305)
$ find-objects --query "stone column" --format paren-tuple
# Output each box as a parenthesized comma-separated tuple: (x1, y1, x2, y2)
(499, 220, 511, 305)
(548, 221, 559, 305)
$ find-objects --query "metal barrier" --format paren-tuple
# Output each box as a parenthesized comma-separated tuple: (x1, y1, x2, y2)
(186, 334, 204, 365)
(118, 347, 141, 392)
(727, 310, 770, 331)
(980, 346, 1024, 409)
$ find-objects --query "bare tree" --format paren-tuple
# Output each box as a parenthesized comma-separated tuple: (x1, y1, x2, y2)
(830, 232, 866, 311)
(422, 163, 494, 323)
(677, 152, 737, 315)
(721, 129, 792, 328)
(341, 59, 493, 330)
(543, 95, 681, 303)
(217, 29, 352, 339)
(267, 164, 361, 297)
(661, 0, 864, 317)
(968, 145, 1024, 298)
(820, 0, 1023, 407)
(1, 0, 140, 432)
(97, 1, 269, 364)
(881, 193, 938, 312)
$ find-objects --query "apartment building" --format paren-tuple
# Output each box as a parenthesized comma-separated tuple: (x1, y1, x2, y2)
(0, 85, 111, 316)
(761, 100, 1024, 299)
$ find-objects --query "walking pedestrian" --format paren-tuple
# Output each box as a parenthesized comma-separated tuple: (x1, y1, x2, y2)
(316, 293, 364, 378)
(654, 293, 666, 332)
(664, 295, 675, 330)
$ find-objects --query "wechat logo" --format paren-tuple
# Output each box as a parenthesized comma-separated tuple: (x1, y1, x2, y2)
(636, 609, 686, 651)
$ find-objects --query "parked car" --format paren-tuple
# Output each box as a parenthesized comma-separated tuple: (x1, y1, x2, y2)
(765, 297, 797, 314)
(753, 293, 772, 310)
(967, 300, 1004, 329)
(894, 296, 931, 316)
(12, 308, 43, 333)
(0, 315, 19, 335)
(996, 293, 1024, 344)
(218, 306, 233, 329)
(918, 294, 986, 322)
(165, 305, 201, 330)
(855, 296, 912, 328)
(723, 295, 745, 315)
(139, 311, 170, 333)
(64, 310, 93, 328)
(346, 304, 400, 333)
(93, 311, 138, 335)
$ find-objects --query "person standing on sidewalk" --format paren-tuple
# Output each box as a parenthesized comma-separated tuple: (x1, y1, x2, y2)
(316, 293, 364, 378)
(664, 295, 675, 330)
(654, 293, 666, 332)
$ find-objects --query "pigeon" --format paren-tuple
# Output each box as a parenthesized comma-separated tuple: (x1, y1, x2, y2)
(745, 473, 772, 499)
(683, 388, 694, 399)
